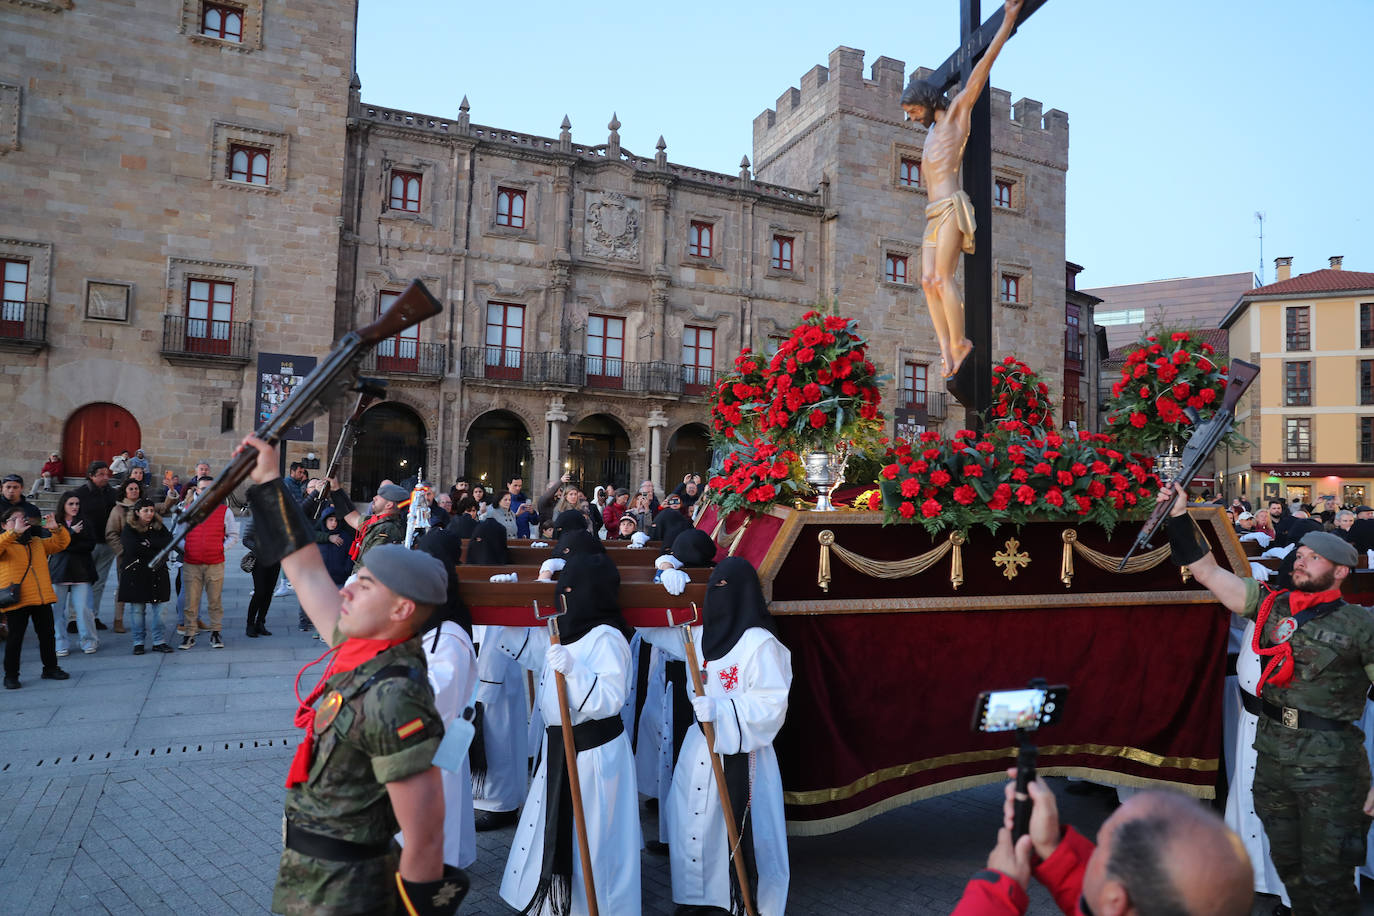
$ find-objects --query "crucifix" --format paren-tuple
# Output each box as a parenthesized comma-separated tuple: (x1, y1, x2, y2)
(901, 0, 1047, 424)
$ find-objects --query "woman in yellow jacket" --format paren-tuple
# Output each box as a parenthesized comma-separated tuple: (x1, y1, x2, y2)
(2, 504, 72, 689)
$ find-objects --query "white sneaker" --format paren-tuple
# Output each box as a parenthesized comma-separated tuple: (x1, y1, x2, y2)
(272, 584, 290, 597)
(82, 647, 97, 654)
(55, 648, 70, 658)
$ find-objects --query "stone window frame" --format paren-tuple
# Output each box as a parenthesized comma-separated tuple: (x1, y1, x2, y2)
(483, 176, 539, 242)
(0, 237, 52, 305)
(380, 159, 438, 225)
(211, 122, 287, 194)
(180, 0, 263, 52)
(991, 166, 1026, 215)
(0, 82, 20, 154)
(166, 256, 254, 323)
(995, 258, 1032, 310)
(765, 225, 806, 281)
(891, 142, 927, 197)
(680, 210, 726, 270)
(880, 237, 920, 290)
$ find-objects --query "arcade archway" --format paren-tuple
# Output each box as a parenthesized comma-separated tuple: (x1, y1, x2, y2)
(350, 403, 427, 500)
(665, 422, 711, 488)
(567, 414, 630, 492)
(63, 403, 141, 477)
(464, 411, 533, 492)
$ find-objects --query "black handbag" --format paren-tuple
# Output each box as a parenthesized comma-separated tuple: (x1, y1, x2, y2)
(0, 552, 34, 609)
(240, 552, 256, 574)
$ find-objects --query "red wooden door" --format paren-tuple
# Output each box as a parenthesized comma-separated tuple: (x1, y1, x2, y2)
(62, 404, 141, 477)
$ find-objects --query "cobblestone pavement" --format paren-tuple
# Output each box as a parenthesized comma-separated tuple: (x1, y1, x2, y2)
(0, 547, 1358, 914)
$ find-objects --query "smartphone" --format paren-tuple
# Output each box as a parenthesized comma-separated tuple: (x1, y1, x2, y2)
(971, 685, 1068, 733)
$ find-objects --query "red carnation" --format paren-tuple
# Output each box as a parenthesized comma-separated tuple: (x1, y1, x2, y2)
(1129, 412, 1147, 428)
(881, 464, 899, 480)
(953, 484, 977, 506)
(900, 477, 921, 498)
(1015, 484, 1036, 505)
(867, 491, 882, 511)
(963, 464, 984, 478)
(930, 469, 952, 487)
(1044, 487, 1065, 508)
(809, 409, 827, 429)
(1057, 470, 1074, 487)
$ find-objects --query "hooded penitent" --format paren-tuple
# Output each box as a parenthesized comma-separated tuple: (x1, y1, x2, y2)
(553, 552, 630, 645)
(554, 528, 605, 560)
(650, 507, 692, 552)
(414, 523, 472, 640)
(702, 556, 776, 662)
(466, 518, 510, 566)
(671, 528, 717, 567)
(551, 509, 588, 542)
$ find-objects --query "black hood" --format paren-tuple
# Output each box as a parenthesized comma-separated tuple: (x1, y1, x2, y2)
(449, 513, 478, 539)
(414, 525, 472, 639)
(672, 528, 717, 566)
(651, 508, 692, 551)
(552, 509, 588, 541)
(702, 557, 775, 662)
(554, 552, 631, 645)
(467, 518, 509, 565)
(555, 528, 605, 560)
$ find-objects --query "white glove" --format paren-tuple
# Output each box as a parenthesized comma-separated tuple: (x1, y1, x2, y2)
(629, 532, 649, 548)
(488, 572, 518, 583)
(530, 540, 550, 548)
(546, 644, 573, 674)
(660, 568, 690, 596)
(538, 558, 566, 581)
(691, 694, 715, 723)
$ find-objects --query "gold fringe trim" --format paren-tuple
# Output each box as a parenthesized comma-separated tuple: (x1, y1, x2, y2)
(784, 743, 1217, 805)
(784, 767, 1214, 837)
(1056, 528, 1173, 589)
(816, 529, 964, 593)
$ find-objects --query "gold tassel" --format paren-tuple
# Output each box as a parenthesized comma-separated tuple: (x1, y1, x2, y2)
(950, 532, 965, 589)
(1181, 565, 1192, 584)
(726, 516, 752, 556)
(817, 529, 834, 592)
(1061, 529, 1077, 588)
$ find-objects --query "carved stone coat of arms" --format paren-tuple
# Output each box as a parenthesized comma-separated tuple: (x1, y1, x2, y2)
(585, 191, 641, 262)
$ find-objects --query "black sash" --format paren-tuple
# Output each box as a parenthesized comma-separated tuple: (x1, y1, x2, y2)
(524, 716, 625, 915)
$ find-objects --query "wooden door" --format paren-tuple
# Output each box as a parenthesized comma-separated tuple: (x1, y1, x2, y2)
(62, 404, 141, 477)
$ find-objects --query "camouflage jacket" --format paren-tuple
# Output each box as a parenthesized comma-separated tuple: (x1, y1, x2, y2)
(273, 635, 442, 914)
(352, 510, 406, 572)
(1241, 578, 1374, 765)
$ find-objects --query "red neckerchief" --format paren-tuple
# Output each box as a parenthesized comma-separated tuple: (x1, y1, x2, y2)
(1252, 586, 1343, 696)
(284, 635, 407, 787)
(348, 513, 385, 562)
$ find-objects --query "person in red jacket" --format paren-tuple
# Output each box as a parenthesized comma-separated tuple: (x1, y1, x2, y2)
(177, 475, 238, 650)
(951, 772, 1253, 916)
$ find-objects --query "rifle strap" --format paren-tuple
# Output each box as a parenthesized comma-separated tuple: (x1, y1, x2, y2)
(1166, 512, 1210, 566)
(247, 479, 317, 566)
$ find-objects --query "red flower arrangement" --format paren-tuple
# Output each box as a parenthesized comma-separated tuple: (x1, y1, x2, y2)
(705, 437, 803, 515)
(709, 349, 768, 443)
(989, 356, 1055, 435)
(759, 311, 885, 453)
(1103, 330, 1234, 451)
(878, 427, 1160, 535)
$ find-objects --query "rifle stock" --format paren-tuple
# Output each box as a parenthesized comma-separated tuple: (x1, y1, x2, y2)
(313, 379, 388, 518)
(1117, 359, 1259, 571)
(151, 280, 442, 568)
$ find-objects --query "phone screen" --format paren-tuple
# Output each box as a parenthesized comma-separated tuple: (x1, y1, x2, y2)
(977, 688, 1047, 732)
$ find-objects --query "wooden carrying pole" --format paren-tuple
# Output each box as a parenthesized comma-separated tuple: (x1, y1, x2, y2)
(673, 605, 758, 916)
(538, 599, 599, 916)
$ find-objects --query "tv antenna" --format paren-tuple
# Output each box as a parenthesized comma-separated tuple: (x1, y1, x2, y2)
(1255, 211, 1266, 284)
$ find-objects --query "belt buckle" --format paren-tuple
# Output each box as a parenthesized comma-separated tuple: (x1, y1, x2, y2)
(1281, 706, 1300, 729)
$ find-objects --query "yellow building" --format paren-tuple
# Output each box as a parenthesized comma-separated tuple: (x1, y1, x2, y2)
(1222, 256, 1374, 507)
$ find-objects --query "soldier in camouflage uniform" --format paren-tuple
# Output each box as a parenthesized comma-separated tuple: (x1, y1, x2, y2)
(1162, 482, 1374, 916)
(342, 481, 410, 573)
(240, 436, 467, 916)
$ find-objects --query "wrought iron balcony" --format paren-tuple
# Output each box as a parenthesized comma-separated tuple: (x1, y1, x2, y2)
(904, 390, 948, 421)
(460, 347, 706, 398)
(159, 314, 253, 366)
(0, 300, 48, 352)
(360, 341, 446, 379)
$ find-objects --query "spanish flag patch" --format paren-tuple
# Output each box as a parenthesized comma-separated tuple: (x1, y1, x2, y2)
(396, 718, 425, 740)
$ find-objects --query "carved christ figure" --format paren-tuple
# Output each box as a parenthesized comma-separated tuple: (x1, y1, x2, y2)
(901, 0, 1023, 379)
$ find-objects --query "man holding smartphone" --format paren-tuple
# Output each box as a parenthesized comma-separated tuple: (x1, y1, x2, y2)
(1, 505, 72, 689)
(1160, 481, 1374, 915)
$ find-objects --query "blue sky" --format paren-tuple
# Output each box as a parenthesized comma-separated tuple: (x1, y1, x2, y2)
(356, 0, 1371, 289)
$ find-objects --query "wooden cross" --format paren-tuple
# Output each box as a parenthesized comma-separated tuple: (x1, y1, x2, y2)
(929, 0, 1048, 423)
(993, 536, 1031, 580)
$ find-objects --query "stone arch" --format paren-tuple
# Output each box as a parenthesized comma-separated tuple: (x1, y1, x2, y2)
(665, 421, 712, 486)
(567, 412, 632, 493)
(349, 402, 428, 500)
(63, 403, 141, 477)
(463, 410, 534, 494)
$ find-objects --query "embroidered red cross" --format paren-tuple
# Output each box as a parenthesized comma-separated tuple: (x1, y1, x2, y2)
(718, 664, 740, 692)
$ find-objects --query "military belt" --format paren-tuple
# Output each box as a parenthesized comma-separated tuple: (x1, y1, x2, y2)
(1240, 689, 1350, 731)
(285, 820, 391, 862)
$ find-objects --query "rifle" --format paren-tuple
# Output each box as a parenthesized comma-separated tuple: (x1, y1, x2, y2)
(311, 379, 389, 519)
(151, 279, 442, 568)
(1118, 358, 1260, 570)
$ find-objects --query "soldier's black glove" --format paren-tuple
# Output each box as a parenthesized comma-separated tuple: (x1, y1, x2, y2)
(1166, 512, 1210, 566)
(245, 479, 315, 566)
(395, 865, 469, 916)
(329, 486, 354, 519)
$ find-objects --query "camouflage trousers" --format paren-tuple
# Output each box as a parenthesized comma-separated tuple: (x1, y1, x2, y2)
(1253, 750, 1371, 916)
(271, 846, 399, 916)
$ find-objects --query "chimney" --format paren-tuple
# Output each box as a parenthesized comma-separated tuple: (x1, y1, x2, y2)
(1275, 256, 1292, 281)
(1330, 255, 1344, 271)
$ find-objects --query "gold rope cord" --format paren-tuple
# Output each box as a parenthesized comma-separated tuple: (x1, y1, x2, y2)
(817, 529, 963, 592)
(1057, 529, 1173, 588)
(711, 514, 752, 555)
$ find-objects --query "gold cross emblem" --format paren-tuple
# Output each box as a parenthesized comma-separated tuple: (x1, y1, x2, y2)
(993, 537, 1031, 580)
(433, 882, 461, 906)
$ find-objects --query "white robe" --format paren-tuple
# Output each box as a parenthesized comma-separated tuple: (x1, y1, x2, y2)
(660, 626, 792, 916)
(396, 622, 478, 868)
(473, 625, 531, 813)
(1224, 617, 1291, 905)
(499, 624, 642, 916)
